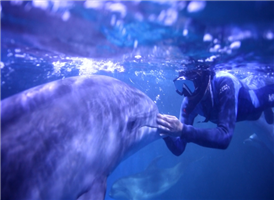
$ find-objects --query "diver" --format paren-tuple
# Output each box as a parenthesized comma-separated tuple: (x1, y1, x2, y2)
(157, 68, 274, 156)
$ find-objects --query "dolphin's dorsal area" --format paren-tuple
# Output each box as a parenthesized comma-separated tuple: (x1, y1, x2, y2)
(1, 75, 160, 200)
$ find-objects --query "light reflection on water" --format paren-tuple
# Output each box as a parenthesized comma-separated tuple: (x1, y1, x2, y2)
(1, 1, 274, 101)
(1, 1, 274, 100)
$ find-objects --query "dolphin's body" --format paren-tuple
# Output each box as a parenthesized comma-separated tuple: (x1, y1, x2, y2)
(244, 112, 274, 155)
(1, 75, 160, 200)
(109, 156, 186, 200)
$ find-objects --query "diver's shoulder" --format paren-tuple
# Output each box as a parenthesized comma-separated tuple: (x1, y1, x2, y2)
(215, 71, 236, 79)
(213, 71, 239, 83)
(213, 71, 242, 90)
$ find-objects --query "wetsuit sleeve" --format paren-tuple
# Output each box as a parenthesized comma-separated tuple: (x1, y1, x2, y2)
(182, 77, 236, 149)
(162, 98, 197, 156)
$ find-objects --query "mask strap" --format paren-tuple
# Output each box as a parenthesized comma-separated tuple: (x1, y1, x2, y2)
(208, 75, 214, 107)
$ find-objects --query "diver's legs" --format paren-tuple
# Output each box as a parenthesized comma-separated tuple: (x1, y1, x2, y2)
(255, 84, 274, 124)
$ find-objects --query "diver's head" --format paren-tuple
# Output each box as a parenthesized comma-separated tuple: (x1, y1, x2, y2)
(173, 69, 213, 98)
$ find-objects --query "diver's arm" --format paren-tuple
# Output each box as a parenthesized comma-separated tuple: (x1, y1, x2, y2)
(162, 136, 187, 156)
(182, 77, 237, 149)
(158, 99, 197, 156)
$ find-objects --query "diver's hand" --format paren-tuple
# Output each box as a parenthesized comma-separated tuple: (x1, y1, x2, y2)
(156, 114, 183, 137)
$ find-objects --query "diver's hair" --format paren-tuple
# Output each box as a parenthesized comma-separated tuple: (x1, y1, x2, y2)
(178, 68, 215, 80)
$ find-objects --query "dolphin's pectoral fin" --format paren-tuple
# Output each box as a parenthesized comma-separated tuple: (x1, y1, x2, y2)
(77, 177, 107, 200)
(146, 155, 162, 171)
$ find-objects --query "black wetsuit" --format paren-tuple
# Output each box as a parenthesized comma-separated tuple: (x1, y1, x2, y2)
(164, 72, 274, 156)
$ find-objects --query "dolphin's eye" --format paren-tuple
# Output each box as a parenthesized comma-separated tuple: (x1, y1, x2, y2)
(127, 120, 136, 131)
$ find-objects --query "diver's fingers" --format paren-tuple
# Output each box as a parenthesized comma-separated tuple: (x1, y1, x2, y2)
(163, 114, 177, 120)
(159, 130, 178, 138)
(159, 133, 168, 137)
(157, 114, 178, 122)
(157, 124, 171, 132)
(157, 113, 165, 119)
(156, 116, 171, 127)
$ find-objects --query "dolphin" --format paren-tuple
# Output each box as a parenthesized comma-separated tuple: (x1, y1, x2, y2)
(243, 112, 274, 155)
(1, 75, 161, 200)
(109, 156, 187, 200)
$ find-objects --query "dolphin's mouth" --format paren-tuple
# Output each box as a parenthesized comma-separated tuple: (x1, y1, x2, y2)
(128, 109, 159, 130)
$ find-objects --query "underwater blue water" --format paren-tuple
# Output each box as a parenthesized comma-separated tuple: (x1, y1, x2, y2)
(1, 1, 274, 200)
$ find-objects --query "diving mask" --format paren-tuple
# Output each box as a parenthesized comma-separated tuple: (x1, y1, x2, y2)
(173, 76, 195, 97)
